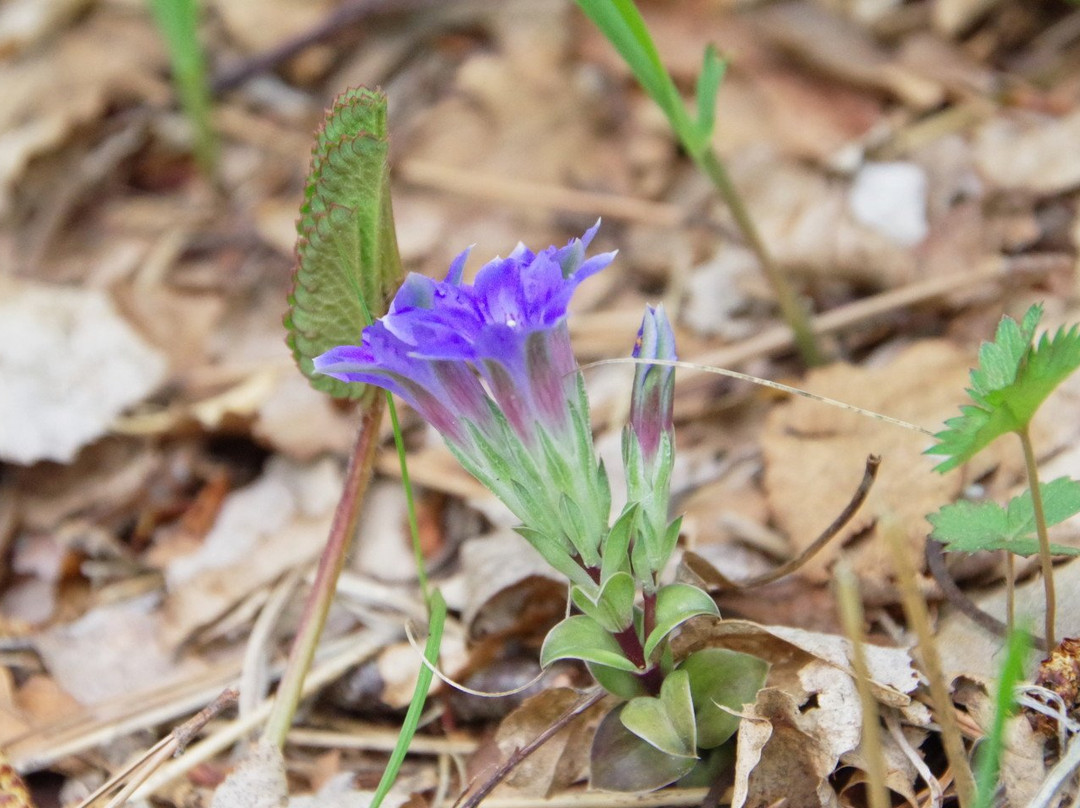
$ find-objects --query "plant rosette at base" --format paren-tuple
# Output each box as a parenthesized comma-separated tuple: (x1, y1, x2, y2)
(314, 225, 768, 790)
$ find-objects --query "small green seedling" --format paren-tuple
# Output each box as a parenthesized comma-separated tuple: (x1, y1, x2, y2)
(973, 627, 1031, 808)
(576, 0, 821, 365)
(926, 304, 1080, 648)
(147, 0, 218, 177)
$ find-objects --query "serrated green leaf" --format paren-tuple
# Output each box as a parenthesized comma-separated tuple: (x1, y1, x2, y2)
(621, 670, 697, 758)
(926, 305, 1080, 472)
(540, 615, 640, 671)
(928, 478, 1080, 556)
(286, 88, 404, 398)
(679, 648, 769, 748)
(643, 583, 720, 660)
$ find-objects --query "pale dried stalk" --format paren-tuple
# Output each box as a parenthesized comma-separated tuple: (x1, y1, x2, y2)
(884, 521, 975, 808)
(834, 559, 889, 808)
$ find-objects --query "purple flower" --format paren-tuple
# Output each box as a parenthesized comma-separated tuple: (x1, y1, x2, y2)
(629, 304, 676, 467)
(623, 304, 679, 586)
(315, 223, 612, 442)
(314, 223, 616, 587)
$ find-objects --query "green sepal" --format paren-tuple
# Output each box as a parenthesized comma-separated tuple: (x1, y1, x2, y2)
(514, 526, 595, 592)
(643, 584, 720, 660)
(679, 648, 769, 748)
(572, 572, 637, 633)
(621, 669, 697, 758)
(540, 615, 640, 671)
(600, 504, 639, 583)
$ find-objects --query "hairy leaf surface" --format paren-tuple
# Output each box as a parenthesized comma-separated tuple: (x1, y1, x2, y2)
(286, 88, 403, 398)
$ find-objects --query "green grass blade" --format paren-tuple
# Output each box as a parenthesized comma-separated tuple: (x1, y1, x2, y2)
(973, 628, 1031, 808)
(575, 0, 700, 151)
(147, 0, 217, 176)
(694, 45, 725, 139)
(369, 589, 447, 808)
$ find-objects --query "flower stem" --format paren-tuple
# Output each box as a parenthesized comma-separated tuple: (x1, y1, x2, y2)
(694, 148, 823, 367)
(1017, 426, 1056, 650)
(262, 390, 386, 748)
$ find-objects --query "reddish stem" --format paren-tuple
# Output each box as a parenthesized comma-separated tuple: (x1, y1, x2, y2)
(262, 391, 385, 747)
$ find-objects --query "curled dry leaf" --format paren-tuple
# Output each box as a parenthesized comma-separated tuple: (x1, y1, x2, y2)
(731, 687, 842, 808)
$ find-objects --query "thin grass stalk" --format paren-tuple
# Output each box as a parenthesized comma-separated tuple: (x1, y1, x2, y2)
(694, 149, 822, 366)
(884, 520, 976, 808)
(262, 391, 385, 747)
(973, 628, 1030, 808)
(1018, 426, 1056, 649)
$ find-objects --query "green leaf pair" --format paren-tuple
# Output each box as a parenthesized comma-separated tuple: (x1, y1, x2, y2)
(590, 648, 769, 791)
(540, 584, 720, 679)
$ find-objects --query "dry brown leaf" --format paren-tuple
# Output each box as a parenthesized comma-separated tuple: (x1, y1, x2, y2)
(0, 279, 168, 465)
(210, 739, 288, 808)
(35, 594, 207, 705)
(0, 0, 91, 58)
(253, 372, 359, 461)
(459, 532, 567, 641)
(954, 677, 1046, 807)
(675, 618, 918, 707)
(753, 1, 944, 110)
(731, 152, 919, 287)
(209, 0, 336, 54)
(731, 687, 842, 808)
(839, 719, 926, 808)
(762, 341, 980, 596)
(974, 110, 1080, 195)
(936, 556, 1080, 681)
(159, 457, 342, 648)
(492, 688, 606, 798)
(13, 437, 159, 532)
(0, 10, 166, 217)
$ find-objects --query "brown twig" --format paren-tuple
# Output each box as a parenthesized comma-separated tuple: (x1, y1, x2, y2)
(687, 455, 880, 591)
(924, 539, 1047, 652)
(453, 688, 607, 808)
(210, 0, 446, 94)
(72, 688, 238, 808)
